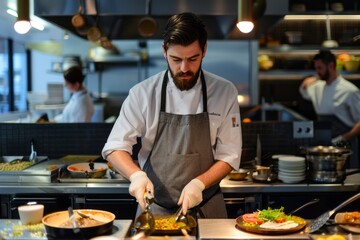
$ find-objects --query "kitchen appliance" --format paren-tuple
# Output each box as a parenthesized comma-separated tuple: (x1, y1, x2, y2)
(304, 146, 353, 183)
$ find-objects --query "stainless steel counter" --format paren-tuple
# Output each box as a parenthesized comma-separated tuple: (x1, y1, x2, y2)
(198, 219, 358, 240)
(0, 219, 132, 240)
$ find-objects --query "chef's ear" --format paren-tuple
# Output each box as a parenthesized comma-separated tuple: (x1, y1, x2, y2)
(202, 43, 207, 58)
(162, 42, 167, 59)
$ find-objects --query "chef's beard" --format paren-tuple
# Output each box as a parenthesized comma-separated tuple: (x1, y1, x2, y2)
(167, 62, 201, 91)
(319, 67, 330, 81)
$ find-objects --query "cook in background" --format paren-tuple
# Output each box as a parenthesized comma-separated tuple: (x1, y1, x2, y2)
(54, 66, 94, 123)
(102, 12, 242, 218)
(299, 49, 360, 169)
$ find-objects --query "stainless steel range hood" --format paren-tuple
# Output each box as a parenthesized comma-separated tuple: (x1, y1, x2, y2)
(34, 0, 282, 40)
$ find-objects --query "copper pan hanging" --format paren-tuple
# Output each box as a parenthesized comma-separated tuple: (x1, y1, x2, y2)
(71, 0, 88, 36)
(138, 0, 157, 37)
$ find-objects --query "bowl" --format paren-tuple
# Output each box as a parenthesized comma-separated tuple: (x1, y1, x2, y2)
(67, 162, 108, 178)
(228, 169, 249, 180)
(18, 204, 44, 225)
(256, 165, 271, 177)
(344, 59, 360, 71)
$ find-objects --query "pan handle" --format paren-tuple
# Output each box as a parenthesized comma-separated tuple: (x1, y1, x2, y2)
(332, 192, 360, 215)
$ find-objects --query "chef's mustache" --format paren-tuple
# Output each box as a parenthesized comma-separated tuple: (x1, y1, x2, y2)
(176, 71, 194, 78)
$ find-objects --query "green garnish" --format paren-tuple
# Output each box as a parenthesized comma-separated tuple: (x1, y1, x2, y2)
(257, 207, 291, 222)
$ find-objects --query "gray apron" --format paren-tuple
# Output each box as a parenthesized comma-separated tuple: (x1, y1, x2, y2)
(142, 70, 227, 218)
(318, 115, 359, 169)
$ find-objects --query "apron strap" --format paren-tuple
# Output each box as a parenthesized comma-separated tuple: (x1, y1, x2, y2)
(160, 70, 207, 112)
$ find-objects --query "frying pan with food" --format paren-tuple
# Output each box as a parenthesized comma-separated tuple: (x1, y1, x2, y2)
(42, 209, 115, 239)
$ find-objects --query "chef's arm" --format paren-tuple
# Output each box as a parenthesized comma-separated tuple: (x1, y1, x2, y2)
(301, 75, 318, 90)
(196, 160, 232, 189)
(341, 122, 360, 142)
(106, 150, 141, 180)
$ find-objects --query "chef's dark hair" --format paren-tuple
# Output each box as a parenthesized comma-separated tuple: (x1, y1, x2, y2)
(313, 49, 336, 65)
(63, 66, 85, 84)
(162, 12, 207, 53)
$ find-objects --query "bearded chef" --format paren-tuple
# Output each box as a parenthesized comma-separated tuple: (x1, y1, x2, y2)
(299, 49, 360, 169)
(102, 12, 242, 218)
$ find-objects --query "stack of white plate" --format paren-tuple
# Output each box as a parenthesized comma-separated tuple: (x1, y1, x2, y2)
(277, 156, 306, 183)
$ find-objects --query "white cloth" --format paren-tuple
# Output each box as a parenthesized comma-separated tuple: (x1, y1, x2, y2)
(102, 70, 242, 170)
(299, 75, 360, 127)
(56, 89, 94, 123)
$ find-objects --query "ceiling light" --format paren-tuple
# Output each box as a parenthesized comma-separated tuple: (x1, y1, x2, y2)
(14, 0, 31, 34)
(237, 0, 254, 33)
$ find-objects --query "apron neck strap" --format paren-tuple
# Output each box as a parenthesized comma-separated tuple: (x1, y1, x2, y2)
(161, 70, 207, 112)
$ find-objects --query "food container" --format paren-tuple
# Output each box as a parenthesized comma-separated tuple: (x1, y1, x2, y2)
(42, 209, 115, 239)
(67, 162, 108, 178)
(18, 204, 44, 225)
(304, 146, 352, 183)
(228, 169, 249, 180)
(343, 59, 360, 71)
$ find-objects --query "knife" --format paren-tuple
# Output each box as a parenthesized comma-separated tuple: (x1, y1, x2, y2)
(256, 134, 261, 166)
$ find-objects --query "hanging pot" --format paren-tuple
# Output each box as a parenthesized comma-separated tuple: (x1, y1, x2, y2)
(71, 5, 86, 28)
(87, 26, 102, 42)
(138, 0, 157, 37)
(71, 3, 88, 36)
(138, 17, 157, 37)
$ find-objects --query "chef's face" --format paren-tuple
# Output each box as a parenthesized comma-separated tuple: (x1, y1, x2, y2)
(314, 59, 330, 81)
(163, 40, 206, 91)
(64, 80, 79, 93)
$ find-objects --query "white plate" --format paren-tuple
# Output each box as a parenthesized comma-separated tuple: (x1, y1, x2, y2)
(334, 212, 360, 233)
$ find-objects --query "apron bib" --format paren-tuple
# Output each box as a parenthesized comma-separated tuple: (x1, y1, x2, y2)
(318, 114, 359, 169)
(142, 70, 227, 218)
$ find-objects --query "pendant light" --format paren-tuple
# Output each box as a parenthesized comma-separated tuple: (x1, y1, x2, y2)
(237, 0, 254, 33)
(14, 0, 31, 34)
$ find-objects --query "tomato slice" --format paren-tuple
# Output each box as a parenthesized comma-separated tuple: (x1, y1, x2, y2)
(242, 213, 259, 223)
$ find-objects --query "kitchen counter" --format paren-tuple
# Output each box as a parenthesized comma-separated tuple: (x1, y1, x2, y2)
(0, 172, 359, 195)
(0, 219, 132, 240)
(198, 219, 358, 240)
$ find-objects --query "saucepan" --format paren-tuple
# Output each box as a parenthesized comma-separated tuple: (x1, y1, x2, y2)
(302, 145, 356, 183)
(67, 162, 108, 178)
(42, 209, 115, 239)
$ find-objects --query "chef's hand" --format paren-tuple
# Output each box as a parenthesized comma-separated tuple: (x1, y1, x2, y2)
(129, 171, 154, 210)
(178, 179, 205, 215)
(331, 135, 343, 145)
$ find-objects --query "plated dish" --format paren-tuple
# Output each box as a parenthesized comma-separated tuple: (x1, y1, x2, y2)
(235, 207, 307, 235)
(334, 212, 360, 234)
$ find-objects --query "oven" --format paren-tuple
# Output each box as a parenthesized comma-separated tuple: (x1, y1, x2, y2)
(224, 193, 263, 218)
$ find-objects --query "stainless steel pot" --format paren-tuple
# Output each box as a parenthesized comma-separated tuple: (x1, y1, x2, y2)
(304, 146, 352, 183)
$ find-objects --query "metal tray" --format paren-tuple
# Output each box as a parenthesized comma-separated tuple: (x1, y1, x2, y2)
(58, 168, 129, 183)
(0, 156, 59, 183)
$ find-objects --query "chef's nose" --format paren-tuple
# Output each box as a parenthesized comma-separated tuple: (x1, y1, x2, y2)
(180, 60, 190, 72)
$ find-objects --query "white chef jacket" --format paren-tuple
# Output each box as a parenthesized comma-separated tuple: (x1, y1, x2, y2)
(299, 75, 360, 127)
(56, 89, 94, 123)
(102, 70, 242, 170)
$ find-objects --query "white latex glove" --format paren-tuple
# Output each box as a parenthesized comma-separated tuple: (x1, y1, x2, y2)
(331, 135, 343, 145)
(129, 171, 154, 210)
(178, 179, 205, 215)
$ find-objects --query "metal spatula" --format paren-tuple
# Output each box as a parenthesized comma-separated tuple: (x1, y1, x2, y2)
(308, 192, 360, 233)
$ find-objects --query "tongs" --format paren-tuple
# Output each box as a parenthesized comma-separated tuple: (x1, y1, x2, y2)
(133, 191, 155, 235)
(174, 206, 190, 236)
(68, 207, 80, 234)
